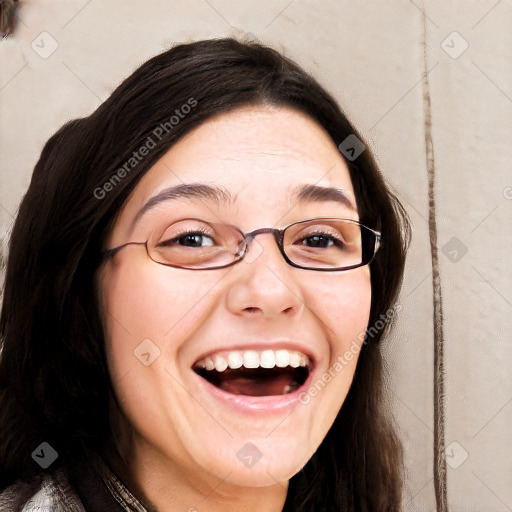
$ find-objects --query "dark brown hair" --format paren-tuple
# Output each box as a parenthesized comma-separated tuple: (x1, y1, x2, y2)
(0, 38, 410, 510)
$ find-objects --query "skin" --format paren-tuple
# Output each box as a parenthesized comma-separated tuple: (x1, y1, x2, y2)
(97, 104, 372, 512)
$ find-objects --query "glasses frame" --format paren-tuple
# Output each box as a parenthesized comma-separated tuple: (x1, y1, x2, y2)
(100, 217, 381, 272)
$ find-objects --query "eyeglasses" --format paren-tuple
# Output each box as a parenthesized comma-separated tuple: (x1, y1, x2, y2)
(101, 217, 381, 271)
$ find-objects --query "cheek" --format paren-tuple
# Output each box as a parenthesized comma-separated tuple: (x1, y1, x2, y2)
(309, 267, 372, 349)
(296, 268, 371, 445)
(99, 259, 213, 377)
(98, 260, 224, 444)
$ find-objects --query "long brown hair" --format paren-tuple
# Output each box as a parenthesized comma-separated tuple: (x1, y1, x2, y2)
(0, 38, 410, 510)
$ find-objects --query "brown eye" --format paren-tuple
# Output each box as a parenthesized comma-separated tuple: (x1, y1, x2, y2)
(297, 232, 345, 249)
(160, 229, 215, 248)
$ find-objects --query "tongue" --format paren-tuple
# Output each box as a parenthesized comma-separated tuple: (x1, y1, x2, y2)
(201, 367, 303, 396)
(219, 373, 299, 396)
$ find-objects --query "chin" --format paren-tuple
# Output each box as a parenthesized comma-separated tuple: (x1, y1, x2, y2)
(193, 432, 315, 488)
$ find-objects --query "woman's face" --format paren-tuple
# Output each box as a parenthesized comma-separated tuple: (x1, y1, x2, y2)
(98, 105, 372, 488)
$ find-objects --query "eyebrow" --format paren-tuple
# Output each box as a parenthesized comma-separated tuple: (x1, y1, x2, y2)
(130, 182, 357, 230)
(292, 183, 357, 212)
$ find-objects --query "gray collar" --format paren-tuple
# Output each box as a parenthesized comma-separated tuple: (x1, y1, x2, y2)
(89, 452, 154, 512)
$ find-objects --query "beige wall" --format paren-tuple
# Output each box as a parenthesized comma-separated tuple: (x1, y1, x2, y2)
(1, 1, 511, 510)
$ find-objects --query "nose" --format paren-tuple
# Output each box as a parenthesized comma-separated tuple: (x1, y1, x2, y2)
(225, 232, 305, 318)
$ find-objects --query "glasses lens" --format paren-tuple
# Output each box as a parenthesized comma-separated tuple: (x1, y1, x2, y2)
(284, 219, 369, 269)
(147, 218, 377, 270)
(148, 219, 242, 269)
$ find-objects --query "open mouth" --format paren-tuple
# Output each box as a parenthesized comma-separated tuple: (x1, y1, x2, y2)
(192, 349, 312, 397)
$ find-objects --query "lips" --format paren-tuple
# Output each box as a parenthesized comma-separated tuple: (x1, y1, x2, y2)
(192, 347, 314, 397)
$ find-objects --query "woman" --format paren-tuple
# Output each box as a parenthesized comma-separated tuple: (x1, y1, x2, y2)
(0, 38, 410, 511)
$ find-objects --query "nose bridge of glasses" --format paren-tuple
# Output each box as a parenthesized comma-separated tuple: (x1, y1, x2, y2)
(240, 226, 284, 257)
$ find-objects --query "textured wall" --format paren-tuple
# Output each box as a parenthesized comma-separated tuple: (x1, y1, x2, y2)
(1, 1, 511, 510)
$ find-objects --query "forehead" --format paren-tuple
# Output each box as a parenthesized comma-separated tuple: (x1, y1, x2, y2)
(112, 105, 356, 238)
(160, 105, 351, 184)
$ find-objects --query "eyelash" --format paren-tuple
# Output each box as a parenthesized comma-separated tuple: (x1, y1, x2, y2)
(159, 228, 214, 246)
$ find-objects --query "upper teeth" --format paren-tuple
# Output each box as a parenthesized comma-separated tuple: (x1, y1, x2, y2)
(195, 349, 310, 372)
